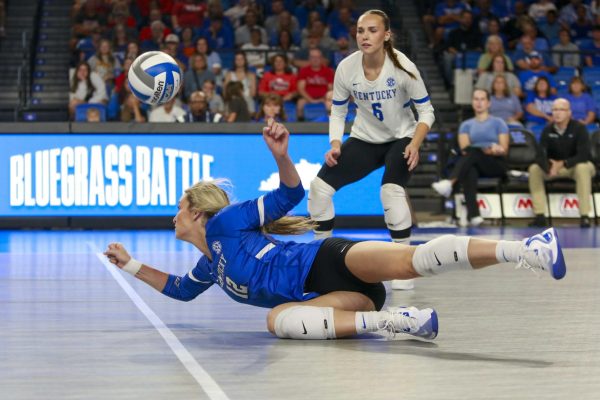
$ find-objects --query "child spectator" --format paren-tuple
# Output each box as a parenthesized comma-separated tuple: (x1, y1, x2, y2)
(256, 93, 287, 122)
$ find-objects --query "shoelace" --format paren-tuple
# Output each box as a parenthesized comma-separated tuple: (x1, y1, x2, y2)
(515, 248, 543, 277)
(377, 315, 418, 339)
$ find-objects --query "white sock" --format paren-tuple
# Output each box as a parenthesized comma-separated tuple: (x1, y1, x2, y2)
(495, 240, 522, 263)
(314, 230, 333, 240)
(355, 311, 384, 334)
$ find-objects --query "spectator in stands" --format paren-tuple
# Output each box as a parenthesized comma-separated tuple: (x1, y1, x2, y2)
(476, 54, 522, 97)
(431, 89, 510, 227)
(192, 37, 222, 76)
(266, 1, 300, 38)
(202, 79, 224, 115)
(224, 0, 249, 29)
(224, 51, 257, 115)
(163, 33, 187, 72)
(565, 76, 597, 125)
(184, 53, 216, 101)
(296, 48, 334, 121)
(489, 75, 524, 125)
(311, 90, 333, 122)
(442, 10, 482, 85)
(529, 0, 557, 22)
(118, 67, 146, 123)
(301, 11, 327, 43)
(235, 10, 268, 48)
(483, 17, 507, 48)
(171, 0, 207, 32)
(139, 8, 171, 42)
(180, 27, 196, 61)
(527, 98, 596, 228)
(501, 1, 531, 50)
(88, 39, 122, 88)
(106, 1, 139, 32)
(256, 93, 287, 122)
(329, 6, 355, 40)
(538, 10, 561, 46)
(518, 52, 557, 96)
(559, 0, 593, 28)
(269, 11, 302, 47)
(241, 28, 270, 69)
(518, 21, 550, 53)
(582, 25, 600, 66)
(477, 35, 514, 74)
(294, 32, 332, 69)
(224, 81, 251, 122)
(124, 41, 140, 62)
(471, 0, 502, 36)
(301, 19, 337, 52)
(111, 24, 135, 65)
(141, 20, 167, 52)
(148, 98, 186, 122)
(524, 76, 557, 130)
(294, 0, 326, 29)
(71, 1, 108, 50)
(332, 35, 353, 67)
(422, 0, 468, 49)
(69, 61, 108, 120)
(570, 4, 594, 40)
(86, 107, 101, 122)
(200, 15, 234, 50)
(183, 91, 222, 122)
(258, 53, 297, 102)
(552, 29, 581, 68)
(114, 57, 133, 97)
(270, 30, 300, 66)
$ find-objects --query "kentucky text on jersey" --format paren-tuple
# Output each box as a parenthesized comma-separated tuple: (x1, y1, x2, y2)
(352, 88, 397, 101)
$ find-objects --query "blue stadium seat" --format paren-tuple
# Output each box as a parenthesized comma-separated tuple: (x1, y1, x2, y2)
(219, 51, 235, 71)
(554, 67, 576, 86)
(75, 103, 107, 122)
(283, 100, 297, 122)
(582, 66, 600, 86)
(304, 103, 327, 121)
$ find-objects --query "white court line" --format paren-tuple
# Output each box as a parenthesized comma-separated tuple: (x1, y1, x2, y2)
(89, 243, 230, 400)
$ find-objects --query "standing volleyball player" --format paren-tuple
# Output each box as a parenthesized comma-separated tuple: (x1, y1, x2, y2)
(308, 10, 435, 290)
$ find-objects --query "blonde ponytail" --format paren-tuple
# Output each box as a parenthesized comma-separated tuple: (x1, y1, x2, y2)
(185, 180, 317, 235)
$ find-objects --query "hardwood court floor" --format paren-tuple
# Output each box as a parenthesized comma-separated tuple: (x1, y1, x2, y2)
(1, 227, 599, 400)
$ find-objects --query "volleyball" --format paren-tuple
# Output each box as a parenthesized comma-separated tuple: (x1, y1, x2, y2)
(128, 51, 182, 105)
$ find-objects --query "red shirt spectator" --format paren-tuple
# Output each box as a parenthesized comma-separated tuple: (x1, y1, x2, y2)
(297, 63, 333, 99)
(258, 54, 297, 101)
(137, 0, 174, 18)
(172, 0, 207, 31)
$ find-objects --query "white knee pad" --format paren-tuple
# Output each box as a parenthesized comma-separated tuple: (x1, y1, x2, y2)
(308, 177, 336, 221)
(274, 306, 336, 340)
(412, 235, 472, 276)
(380, 184, 412, 231)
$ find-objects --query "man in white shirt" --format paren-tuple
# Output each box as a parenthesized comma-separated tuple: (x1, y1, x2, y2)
(148, 98, 187, 122)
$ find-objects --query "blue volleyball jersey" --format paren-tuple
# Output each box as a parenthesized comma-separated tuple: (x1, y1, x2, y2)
(162, 182, 325, 308)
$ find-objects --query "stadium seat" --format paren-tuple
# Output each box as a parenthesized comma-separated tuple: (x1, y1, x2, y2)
(454, 51, 482, 69)
(75, 103, 107, 122)
(554, 67, 576, 86)
(303, 103, 327, 121)
(283, 100, 297, 122)
(219, 51, 235, 71)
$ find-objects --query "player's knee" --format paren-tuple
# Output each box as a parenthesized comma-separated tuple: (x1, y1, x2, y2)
(380, 184, 412, 231)
(273, 305, 336, 340)
(308, 177, 336, 220)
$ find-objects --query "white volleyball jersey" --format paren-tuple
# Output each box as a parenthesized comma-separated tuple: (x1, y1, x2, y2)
(329, 49, 435, 144)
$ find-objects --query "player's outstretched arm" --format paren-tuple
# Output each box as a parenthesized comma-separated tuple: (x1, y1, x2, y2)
(262, 118, 301, 188)
(104, 242, 169, 292)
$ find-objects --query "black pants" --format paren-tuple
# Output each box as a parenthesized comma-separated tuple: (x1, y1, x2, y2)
(450, 148, 506, 219)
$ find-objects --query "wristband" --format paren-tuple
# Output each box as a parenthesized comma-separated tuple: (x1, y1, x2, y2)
(122, 258, 143, 276)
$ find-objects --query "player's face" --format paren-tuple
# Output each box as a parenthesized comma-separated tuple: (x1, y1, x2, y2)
(356, 14, 390, 55)
(173, 196, 196, 240)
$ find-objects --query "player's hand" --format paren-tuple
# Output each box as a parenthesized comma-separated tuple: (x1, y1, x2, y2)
(104, 243, 132, 269)
(325, 144, 341, 167)
(404, 142, 420, 171)
(262, 118, 290, 158)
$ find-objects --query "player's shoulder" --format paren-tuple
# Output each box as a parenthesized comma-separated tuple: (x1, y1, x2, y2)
(336, 50, 362, 71)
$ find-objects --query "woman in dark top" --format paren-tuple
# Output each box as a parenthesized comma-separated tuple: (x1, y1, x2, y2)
(224, 81, 251, 122)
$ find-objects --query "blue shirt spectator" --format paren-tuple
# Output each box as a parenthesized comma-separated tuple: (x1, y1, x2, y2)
(524, 77, 557, 127)
(459, 116, 510, 149)
(565, 76, 597, 124)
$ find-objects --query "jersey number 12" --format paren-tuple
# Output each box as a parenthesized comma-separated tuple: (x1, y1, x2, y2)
(372, 102, 384, 121)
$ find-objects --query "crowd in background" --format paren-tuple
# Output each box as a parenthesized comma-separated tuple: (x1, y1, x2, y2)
(422, 0, 600, 137)
(68, 0, 359, 122)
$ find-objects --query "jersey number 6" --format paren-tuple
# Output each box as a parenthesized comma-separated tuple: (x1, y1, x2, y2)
(372, 102, 384, 121)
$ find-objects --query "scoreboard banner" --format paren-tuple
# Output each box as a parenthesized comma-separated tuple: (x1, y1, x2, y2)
(0, 133, 386, 217)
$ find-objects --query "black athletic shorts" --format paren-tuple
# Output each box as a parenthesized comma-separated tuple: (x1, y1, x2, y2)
(304, 238, 386, 311)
